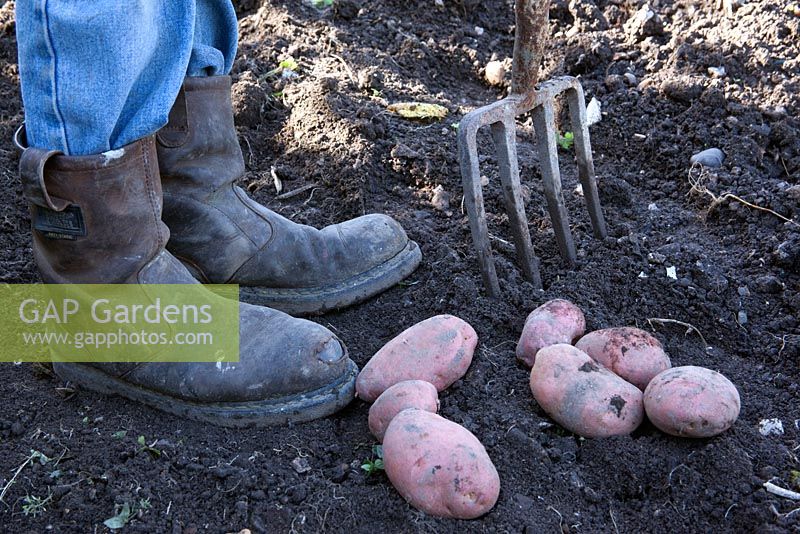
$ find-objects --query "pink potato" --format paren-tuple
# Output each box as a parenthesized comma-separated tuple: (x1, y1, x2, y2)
(356, 315, 478, 402)
(644, 366, 740, 438)
(368, 380, 439, 442)
(516, 299, 586, 368)
(383, 409, 500, 519)
(575, 327, 671, 390)
(530, 344, 644, 438)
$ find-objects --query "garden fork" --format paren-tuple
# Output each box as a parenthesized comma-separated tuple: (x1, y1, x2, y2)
(457, 0, 607, 297)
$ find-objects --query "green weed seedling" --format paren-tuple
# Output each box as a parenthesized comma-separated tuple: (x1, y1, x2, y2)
(22, 493, 53, 517)
(103, 499, 151, 530)
(311, 0, 334, 8)
(557, 131, 574, 150)
(136, 436, 162, 458)
(264, 57, 299, 79)
(31, 450, 51, 465)
(361, 444, 385, 476)
(103, 502, 133, 530)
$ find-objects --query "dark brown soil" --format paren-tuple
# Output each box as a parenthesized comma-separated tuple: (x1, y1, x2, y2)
(1, 1, 799, 532)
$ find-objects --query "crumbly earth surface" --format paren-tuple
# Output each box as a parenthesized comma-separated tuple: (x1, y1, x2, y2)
(1, 0, 798, 532)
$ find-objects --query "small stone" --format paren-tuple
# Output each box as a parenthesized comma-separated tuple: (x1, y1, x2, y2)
(758, 418, 784, 436)
(431, 185, 452, 212)
(737, 310, 748, 325)
(10, 422, 23, 436)
(707, 66, 726, 78)
(291, 457, 311, 474)
(624, 4, 664, 42)
(484, 60, 506, 86)
(737, 286, 750, 297)
(690, 148, 725, 168)
(623, 72, 637, 85)
(648, 252, 666, 264)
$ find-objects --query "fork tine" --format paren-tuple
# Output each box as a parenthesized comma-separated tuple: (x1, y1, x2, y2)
(458, 116, 502, 298)
(567, 85, 608, 239)
(490, 119, 542, 289)
(532, 100, 577, 263)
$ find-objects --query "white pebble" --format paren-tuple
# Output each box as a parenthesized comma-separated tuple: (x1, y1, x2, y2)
(690, 148, 725, 168)
(484, 61, 506, 86)
(758, 418, 784, 436)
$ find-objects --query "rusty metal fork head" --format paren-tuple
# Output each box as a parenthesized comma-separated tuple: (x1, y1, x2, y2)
(457, 0, 607, 297)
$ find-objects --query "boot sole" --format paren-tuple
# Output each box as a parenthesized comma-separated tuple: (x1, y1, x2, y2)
(238, 240, 422, 315)
(53, 360, 357, 428)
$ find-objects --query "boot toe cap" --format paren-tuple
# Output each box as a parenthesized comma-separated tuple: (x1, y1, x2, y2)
(337, 213, 409, 264)
(236, 303, 352, 398)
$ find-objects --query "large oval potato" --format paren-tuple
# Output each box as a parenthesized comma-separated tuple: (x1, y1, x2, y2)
(368, 380, 439, 442)
(383, 409, 500, 519)
(530, 344, 644, 438)
(644, 366, 740, 438)
(356, 315, 478, 402)
(516, 299, 586, 368)
(575, 327, 671, 390)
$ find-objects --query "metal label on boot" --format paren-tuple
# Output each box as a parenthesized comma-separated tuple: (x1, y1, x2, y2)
(33, 205, 87, 240)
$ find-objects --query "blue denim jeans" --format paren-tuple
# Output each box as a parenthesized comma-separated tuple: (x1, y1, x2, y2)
(16, 0, 238, 155)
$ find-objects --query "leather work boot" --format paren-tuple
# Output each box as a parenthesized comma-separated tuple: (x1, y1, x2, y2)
(156, 76, 422, 315)
(16, 127, 357, 427)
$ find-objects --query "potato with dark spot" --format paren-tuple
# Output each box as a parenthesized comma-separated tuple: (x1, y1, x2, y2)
(644, 366, 740, 438)
(530, 344, 644, 437)
(356, 315, 477, 402)
(368, 380, 439, 442)
(382, 409, 500, 519)
(575, 327, 671, 390)
(516, 299, 586, 367)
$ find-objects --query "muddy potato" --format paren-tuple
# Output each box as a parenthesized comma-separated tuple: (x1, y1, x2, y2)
(356, 315, 477, 402)
(368, 380, 439, 442)
(383, 409, 500, 519)
(530, 344, 644, 437)
(516, 299, 586, 367)
(575, 327, 671, 390)
(644, 366, 740, 438)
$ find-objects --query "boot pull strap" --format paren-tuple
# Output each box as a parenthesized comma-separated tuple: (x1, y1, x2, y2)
(19, 148, 70, 212)
(156, 87, 189, 148)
